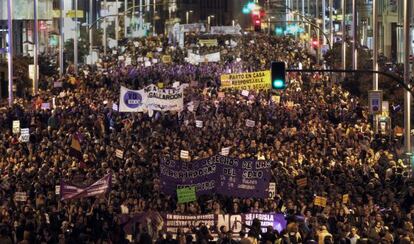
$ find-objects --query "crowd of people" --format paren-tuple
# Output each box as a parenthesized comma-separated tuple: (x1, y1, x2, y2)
(0, 32, 413, 244)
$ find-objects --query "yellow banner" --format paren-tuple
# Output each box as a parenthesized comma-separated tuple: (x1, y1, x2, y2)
(66, 10, 84, 18)
(220, 70, 271, 91)
(199, 39, 218, 47)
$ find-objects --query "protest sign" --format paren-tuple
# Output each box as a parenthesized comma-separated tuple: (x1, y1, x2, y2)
(41, 102, 50, 110)
(195, 120, 203, 128)
(296, 178, 308, 187)
(271, 95, 281, 104)
(14, 192, 27, 202)
(268, 182, 276, 199)
(221, 71, 271, 91)
(177, 186, 196, 204)
(314, 196, 327, 207)
(55, 185, 60, 195)
(220, 147, 231, 156)
(54, 81, 63, 88)
(246, 119, 255, 127)
(12, 120, 20, 134)
(342, 194, 349, 204)
(180, 150, 189, 159)
(19, 128, 30, 142)
(160, 155, 272, 198)
(241, 90, 249, 97)
(162, 55, 172, 63)
(199, 39, 218, 47)
(115, 149, 124, 159)
(60, 173, 112, 201)
(112, 103, 118, 111)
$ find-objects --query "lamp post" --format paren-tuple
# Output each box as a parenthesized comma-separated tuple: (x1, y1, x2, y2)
(186, 10, 193, 24)
(352, 0, 357, 70)
(74, 0, 78, 75)
(208, 15, 215, 26)
(403, 0, 411, 154)
(373, 0, 378, 90)
(33, 0, 38, 95)
(89, 0, 93, 64)
(341, 0, 346, 75)
(59, 0, 64, 77)
(7, 0, 13, 106)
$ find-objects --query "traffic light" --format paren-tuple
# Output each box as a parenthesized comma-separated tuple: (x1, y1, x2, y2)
(275, 27, 284, 35)
(252, 13, 261, 32)
(271, 62, 286, 90)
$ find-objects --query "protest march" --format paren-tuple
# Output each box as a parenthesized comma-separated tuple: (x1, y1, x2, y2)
(0, 31, 413, 244)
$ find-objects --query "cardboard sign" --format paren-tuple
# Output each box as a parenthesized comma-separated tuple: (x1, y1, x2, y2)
(220, 70, 271, 91)
(296, 178, 308, 187)
(180, 150, 189, 159)
(342, 194, 349, 204)
(268, 182, 276, 199)
(246, 119, 255, 128)
(115, 149, 124, 159)
(162, 55, 172, 63)
(177, 186, 196, 204)
(314, 196, 327, 207)
(19, 128, 30, 142)
(220, 147, 231, 156)
(41, 103, 50, 110)
(195, 120, 203, 128)
(14, 192, 27, 202)
(12, 120, 20, 134)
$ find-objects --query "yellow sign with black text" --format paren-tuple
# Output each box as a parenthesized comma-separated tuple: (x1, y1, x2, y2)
(220, 70, 271, 91)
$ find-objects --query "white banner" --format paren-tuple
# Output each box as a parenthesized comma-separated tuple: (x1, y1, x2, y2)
(210, 25, 242, 35)
(119, 85, 184, 112)
(185, 52, 221, 65)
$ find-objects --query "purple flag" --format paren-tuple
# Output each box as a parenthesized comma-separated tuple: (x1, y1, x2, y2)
(60, 173, 112, 201)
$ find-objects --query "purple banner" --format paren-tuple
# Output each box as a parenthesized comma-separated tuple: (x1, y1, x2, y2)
(60, 173, 112, 201)
(160, 155, 271, 198)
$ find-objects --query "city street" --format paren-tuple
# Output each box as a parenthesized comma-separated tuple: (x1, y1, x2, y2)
(0, 1, 414, 244)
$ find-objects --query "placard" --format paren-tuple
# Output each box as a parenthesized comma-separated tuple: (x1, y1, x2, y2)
(368, 90, 383, 114)
(241, 90, 249, 97)
(220, 147, 231, 156)
(55, 185, 60, 195)
(177, 186, 196, 204)
(12, 120, 20, 134)
(342, 194, 349, 204)
(115, 149, 124, 159)
(314, 196, 327, 207)
(296, 178, 307, 187)
(19, 128, 30, 142)
(54, 81, 63, 88)
(41, 102, 50, 110)
(195, 120, 203, 128)
(180, 150, 189, 159)
(268, 182, 276, 199)
(14, 192, 27, 202)
(246, 119, 255, 127)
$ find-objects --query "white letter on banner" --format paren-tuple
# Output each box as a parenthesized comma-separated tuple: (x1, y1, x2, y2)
(217, 214, 230, 230)
(230, 215, 242, 233)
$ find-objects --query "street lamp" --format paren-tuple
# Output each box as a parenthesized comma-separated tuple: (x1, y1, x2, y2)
(7, 0, 13, 106)
(186, 10, 193, 24)
(403, 0, 411, 154)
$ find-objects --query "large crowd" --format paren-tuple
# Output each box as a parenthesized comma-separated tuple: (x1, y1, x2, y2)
(0, 32, 413, 244)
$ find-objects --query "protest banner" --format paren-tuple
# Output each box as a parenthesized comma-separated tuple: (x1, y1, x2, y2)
(314, 196, 327, 207)
(12, 120, 20, 134)
(14, 192, 27, 202)
(160, 155, 272, 198)
(119, 85, 184, 112)
(199, 39, 218, 47)
(296, 178, 308, 187)
(210, 25, 242, 35)
(177, 186, 196, 204)
(220, 70, 271, 91)
(60, 173, 112, 201)
(186, 52, 221, 65)
(164, 213, 286, 235)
